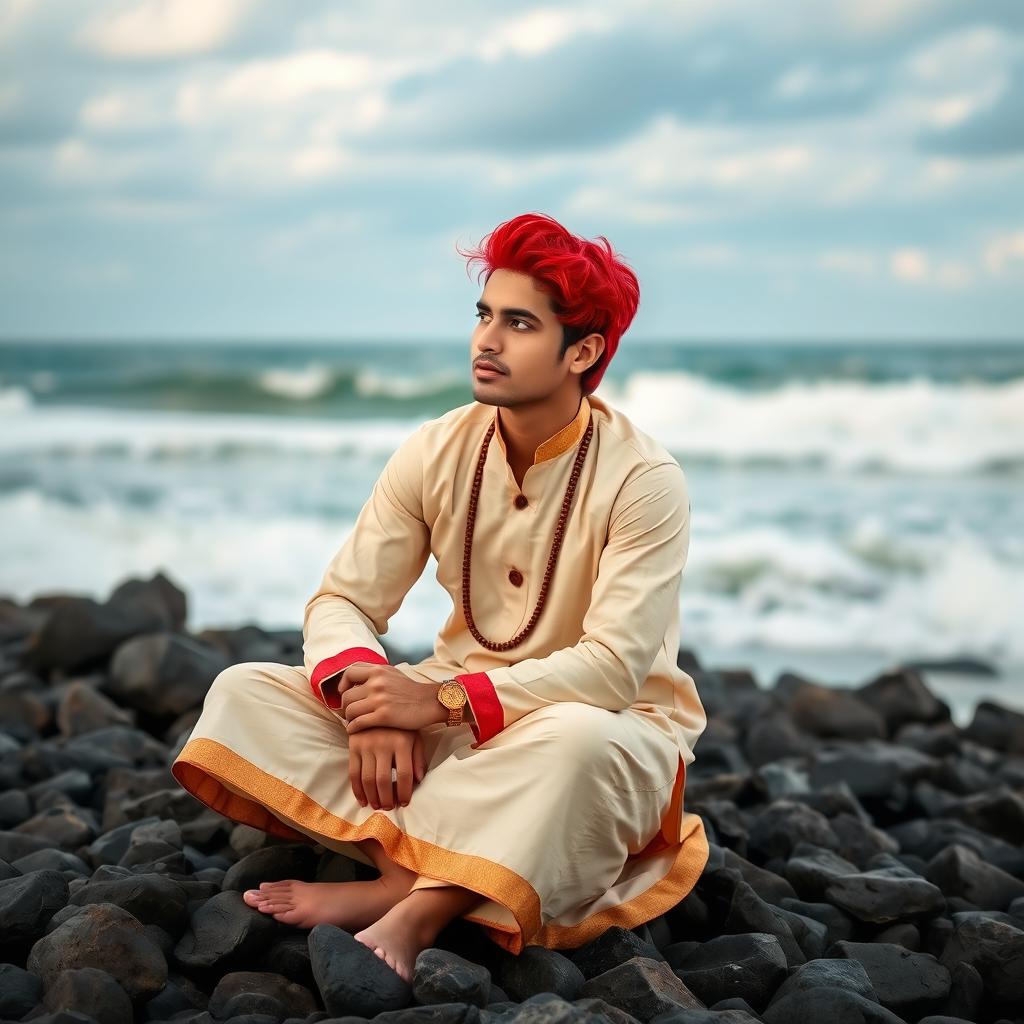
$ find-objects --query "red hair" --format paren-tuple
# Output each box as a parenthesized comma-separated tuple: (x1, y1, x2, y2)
(456, 212, 639, 394)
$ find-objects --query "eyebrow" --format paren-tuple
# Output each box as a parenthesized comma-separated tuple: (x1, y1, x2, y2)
(475, 300, 543, 325)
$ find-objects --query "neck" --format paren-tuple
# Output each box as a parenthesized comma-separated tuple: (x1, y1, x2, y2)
(497, 389, 584, 470)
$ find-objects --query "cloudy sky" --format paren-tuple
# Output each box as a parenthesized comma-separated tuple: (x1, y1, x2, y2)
(1, 0, 1022, 342)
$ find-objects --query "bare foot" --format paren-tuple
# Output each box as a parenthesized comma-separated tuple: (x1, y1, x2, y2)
(353, 898, 437, 984)
(242, 873, 414, 931)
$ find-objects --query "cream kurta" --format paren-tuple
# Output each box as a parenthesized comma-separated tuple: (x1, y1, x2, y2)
(172, 392, 710, 954)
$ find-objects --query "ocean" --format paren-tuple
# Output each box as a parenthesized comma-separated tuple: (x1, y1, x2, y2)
(3, 337, 1022, 725)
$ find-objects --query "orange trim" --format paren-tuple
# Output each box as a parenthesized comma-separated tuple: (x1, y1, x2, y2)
(310, 647, 388, 708)
(492, 396, 591, 467)
(170, 736, 708, 954)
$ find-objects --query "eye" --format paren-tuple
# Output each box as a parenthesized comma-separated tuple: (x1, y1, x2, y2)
(474, 310, 530, 331)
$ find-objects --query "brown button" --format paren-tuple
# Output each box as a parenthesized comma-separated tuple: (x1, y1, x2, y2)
(508, 568, 523, 587)
(514, 494, 529, 509)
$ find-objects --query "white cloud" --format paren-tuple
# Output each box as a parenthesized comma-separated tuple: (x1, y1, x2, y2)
(80, 90, 164, 132)
(51, 138, 151, 186)
(886, 249, 975, 289)
(984, 231, 1024, 275)
(0, 0, 34, 44)
(478, 8, 616, 61)
(78, 0, 252, 59)
(890, 247, 930, 282)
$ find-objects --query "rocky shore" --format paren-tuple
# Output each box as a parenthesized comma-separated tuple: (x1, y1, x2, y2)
(1, 571, 1023, 1024)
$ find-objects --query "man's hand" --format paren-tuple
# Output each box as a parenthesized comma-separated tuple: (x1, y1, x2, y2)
(348, 726, 427, 810)
(339, 664, 448, 733)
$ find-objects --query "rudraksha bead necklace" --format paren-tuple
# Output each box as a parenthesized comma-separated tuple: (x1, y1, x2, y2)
(461, 415, 594, 651)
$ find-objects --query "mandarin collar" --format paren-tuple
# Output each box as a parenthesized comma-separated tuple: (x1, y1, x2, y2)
(491, 395, 592, 467)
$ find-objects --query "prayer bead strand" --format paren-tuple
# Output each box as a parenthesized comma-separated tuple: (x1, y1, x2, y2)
(461, 417, 594, 651)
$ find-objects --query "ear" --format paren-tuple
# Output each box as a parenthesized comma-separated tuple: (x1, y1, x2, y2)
(573, 332, 605, 374)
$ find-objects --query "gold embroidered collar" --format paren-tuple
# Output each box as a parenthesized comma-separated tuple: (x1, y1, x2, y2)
(492, 395, 592, 466)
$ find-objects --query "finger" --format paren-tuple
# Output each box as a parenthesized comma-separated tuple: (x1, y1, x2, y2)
(413, 733, 427, 784)
(342, 695, 374, 724)
(362, 752, 381, 809)
(395, 745, 414, 806)
(346, 710, 382, 734)
(339, 682, 365, 719)
(349, 749, 367, 807)
(376, 758, 395, 810)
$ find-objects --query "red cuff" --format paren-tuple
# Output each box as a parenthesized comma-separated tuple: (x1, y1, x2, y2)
(311, 647, 388, 708)
(456, 671, 503, 746)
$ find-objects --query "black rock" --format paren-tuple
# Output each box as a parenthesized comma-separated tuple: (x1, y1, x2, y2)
(491, 945, 584, 1002)
(673, 933, 788, 1012)
(827, 940, 951, 1019)
(778, 897, 856, 945)
(0, 830, 62, 863)
(568, 925, 665, 980)
(0, 961, 43, 1019)
(174, 890, 279, 969)
(830, 812, 900, 869)
(825, 861, 946, 925)
(207, 970, 319, 1020)
(16, 801, 96, 849)
(783, 843, 861, 900)
(809, 741, 938, 801)
(744, 713, 816, 768)
(938, 785, 1024, 845)
(887, 817, 1024, 877)
(307, 924, 411, 1017)
(56, 682, 135, 737)
(24, 577, 183, 675)
(108, 632, 232, 717)
(943, 961, 984, 1021)
(762, 986, 908, 1024)
(790, 684, 887, 740)
(39, 966, 134, 1024)
(373, 1004, 480, 1023)
(69, 870, 190, 933)
(579, 955, 703, 1021)
(747, 800, 839, 860)
(27, 901, 168, 1002)
(767, 956, 877, 1006)
(721, 847, 796, 903)
(963, 700, 1024, 754)
(0, 868, 70, 958)
(140, 972, 209, 1021)
(221, 844, 321, 894)
(571, 995, 644, 1023)
(926, 842, 1024, 911)
(413, 948, 492, 1008)
(856, 668, 950, 734)
(722, 879, 807, 966)
(82, 816, 163, 867)
(938, 910, 1024, 1004)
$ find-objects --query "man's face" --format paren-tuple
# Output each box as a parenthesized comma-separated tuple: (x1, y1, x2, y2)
(470, 268, 578, 404)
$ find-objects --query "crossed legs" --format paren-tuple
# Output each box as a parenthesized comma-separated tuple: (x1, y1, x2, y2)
(243, 835, 481, 982)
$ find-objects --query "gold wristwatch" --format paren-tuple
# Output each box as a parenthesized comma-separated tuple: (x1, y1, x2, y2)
(437, 678, 468, 727)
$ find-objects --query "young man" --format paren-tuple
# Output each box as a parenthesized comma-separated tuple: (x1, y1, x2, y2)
(171, 212, 709, 983)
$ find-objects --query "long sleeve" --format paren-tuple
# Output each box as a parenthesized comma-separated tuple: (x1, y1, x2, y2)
(455, 459, 690, 747)
(303, 423, 431, 709)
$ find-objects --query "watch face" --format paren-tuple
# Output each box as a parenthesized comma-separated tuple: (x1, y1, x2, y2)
(439, 681, 465, 709)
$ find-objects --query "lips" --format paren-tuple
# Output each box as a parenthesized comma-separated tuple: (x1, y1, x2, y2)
(475, 363, 506, 374)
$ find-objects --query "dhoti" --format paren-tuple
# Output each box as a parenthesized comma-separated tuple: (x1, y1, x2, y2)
(170, 660, 709, 955)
